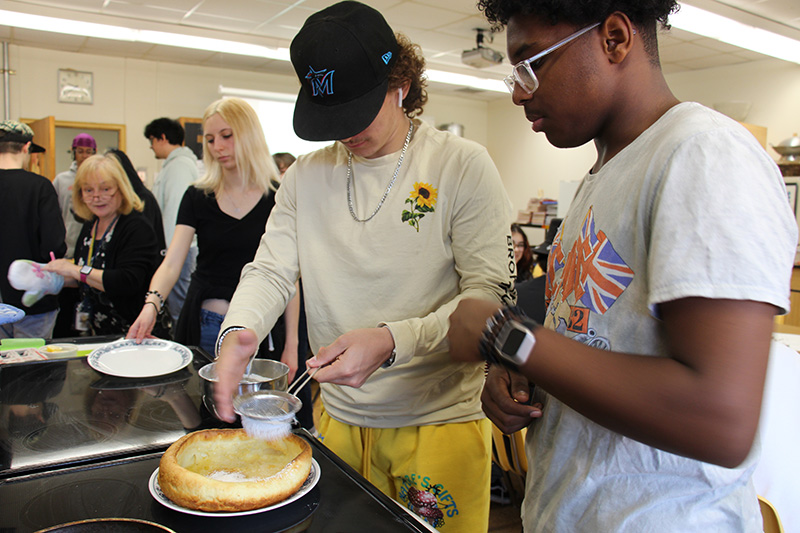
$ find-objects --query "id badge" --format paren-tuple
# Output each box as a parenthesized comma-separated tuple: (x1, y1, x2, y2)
(75, 302, 90, 331)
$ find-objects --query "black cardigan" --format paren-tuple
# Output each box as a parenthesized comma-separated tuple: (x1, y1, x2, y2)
(73, 212, 159, 333)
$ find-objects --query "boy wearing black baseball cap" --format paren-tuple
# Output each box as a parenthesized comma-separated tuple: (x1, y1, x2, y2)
(0, 120, 66, 339)
(214, 2, 514, 530)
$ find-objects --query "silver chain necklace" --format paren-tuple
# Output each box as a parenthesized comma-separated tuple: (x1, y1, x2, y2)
(346, 121, 414, 223)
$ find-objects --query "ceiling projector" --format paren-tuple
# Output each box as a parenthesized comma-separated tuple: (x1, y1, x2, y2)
(462, 29, 504, 68)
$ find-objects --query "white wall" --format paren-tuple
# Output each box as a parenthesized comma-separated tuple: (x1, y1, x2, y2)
(666, 58, 800, 150)
(8, 42, 800, 218)
(487, 57, 800, 217)
(6, 44, 490, 186)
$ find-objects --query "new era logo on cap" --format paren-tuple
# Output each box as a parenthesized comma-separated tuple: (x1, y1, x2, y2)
(382, 52, 392, 64)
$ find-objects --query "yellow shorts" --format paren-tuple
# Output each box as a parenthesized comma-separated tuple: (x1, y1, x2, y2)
(318, 410, 492, 532)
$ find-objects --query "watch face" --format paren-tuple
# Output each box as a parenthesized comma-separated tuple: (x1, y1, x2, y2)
(80, 265, 92, 275)
(501, 328, 527, 355)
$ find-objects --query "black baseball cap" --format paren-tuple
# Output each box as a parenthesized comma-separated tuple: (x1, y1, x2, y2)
(290, 1, 398, 141)
(0, 120, 45, 153)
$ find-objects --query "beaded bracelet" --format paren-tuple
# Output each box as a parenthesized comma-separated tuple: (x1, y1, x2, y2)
(145, 290, 164, 312)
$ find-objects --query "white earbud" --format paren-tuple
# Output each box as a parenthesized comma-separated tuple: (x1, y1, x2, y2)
(398, 88, 403, 107)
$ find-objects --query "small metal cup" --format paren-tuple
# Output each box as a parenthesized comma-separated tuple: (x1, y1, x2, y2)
(198, 359, 289, 419)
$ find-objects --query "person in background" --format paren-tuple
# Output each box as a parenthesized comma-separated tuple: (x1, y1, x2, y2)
(516, 219, 562, 324)
(212, 3, 514, 531)
(51, 133, 97, 338)
(129, 98, 301, 376)
(144, 117, 199, 322)
(53, 133, 96, 259)
(511, 223, 534, 282)
(44, 154, 159, 336)
(448, 1, 797, 531)
(0, 120, 66, 339)
(107, 149, 166, 256)
(272, 152, 296, 179)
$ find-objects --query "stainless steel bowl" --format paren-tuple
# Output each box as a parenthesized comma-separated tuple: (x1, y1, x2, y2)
(772, 134, 800, 162)
(198, 359, 289, 418)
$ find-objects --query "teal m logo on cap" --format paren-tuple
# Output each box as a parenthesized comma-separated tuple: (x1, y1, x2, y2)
(306, 66, 335, 97)
(382, 52, 392, 64)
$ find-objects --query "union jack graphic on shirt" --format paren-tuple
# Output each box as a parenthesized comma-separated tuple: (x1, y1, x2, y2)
(551, 207, 633, 315)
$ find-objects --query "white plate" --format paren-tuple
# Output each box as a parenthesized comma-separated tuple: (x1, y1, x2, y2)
(88, 339, 192, 378)
(148, 459, 320, 517)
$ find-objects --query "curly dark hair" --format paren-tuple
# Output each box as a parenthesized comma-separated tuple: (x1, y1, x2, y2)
(388, 33, 428, 118)
(477, 0, 680, 63)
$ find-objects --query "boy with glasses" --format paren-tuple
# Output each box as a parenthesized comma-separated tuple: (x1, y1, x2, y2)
(448, 1, 796, 531)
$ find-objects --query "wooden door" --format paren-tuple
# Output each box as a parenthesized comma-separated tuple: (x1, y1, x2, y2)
(25, 116, 55, 180)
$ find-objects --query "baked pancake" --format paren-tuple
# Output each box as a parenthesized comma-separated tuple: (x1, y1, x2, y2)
(158, 428, 312, 512)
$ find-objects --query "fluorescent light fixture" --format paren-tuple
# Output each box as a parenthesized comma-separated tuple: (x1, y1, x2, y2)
(670, 4, 800, 65)
(0, 9, 290, 61)
(0, 8, 507, 92)
(219, 85, 297, 102)
(426, 69, 507, 93)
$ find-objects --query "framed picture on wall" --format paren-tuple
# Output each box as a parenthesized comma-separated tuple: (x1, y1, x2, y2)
(784, 178, 800, 250)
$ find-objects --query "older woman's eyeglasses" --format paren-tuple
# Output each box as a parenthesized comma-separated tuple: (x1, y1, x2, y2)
(81, 185, 117, 201)
(504, 23, 600, 95)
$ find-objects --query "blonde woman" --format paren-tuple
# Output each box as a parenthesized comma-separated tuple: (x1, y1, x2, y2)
(128, 98, 300, 378)
(45, 154, 160, 335)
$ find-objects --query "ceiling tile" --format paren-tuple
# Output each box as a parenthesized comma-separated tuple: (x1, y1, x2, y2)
(383, 2, 469, 31)
(188, 0, 286, 22)
(679, 53, 750, 69)
(658, 41, 720, 61)
(180, 13, 263, 34)
(413, 0, 484, 16)
(102, 1, 187, 24)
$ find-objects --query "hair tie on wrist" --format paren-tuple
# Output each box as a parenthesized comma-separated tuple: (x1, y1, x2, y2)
(144, 300, 159, 314)
(145, 290, 165, 311)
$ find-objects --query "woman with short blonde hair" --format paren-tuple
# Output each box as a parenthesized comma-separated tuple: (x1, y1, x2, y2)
(45, 153, 159, 335)
(71, 154, 143, 220)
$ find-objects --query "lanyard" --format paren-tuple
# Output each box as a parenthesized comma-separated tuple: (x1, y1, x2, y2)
(87, 215, 119, 267)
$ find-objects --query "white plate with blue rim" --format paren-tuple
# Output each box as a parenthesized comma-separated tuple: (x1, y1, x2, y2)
(87, 338, 192, 378)
(148, 459, 321, 517)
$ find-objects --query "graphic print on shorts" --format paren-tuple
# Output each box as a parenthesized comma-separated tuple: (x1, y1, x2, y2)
(399, 473, 458, 528)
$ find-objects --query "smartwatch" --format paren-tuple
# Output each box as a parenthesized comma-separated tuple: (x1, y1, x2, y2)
(493, 318, 536, 367)
(79, 265, 93, 284)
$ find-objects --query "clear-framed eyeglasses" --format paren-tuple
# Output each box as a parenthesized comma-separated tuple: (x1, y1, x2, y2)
(504, 22, 601, 95)
(81, 185, 117, 201)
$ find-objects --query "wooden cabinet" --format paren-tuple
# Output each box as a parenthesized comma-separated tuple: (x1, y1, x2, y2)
(782, 268, 800, 327)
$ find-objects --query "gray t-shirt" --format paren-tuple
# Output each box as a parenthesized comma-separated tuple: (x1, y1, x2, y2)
(525, 102, 796, 532)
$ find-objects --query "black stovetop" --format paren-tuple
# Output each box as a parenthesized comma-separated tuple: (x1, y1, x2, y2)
(0, 342, 221, 479)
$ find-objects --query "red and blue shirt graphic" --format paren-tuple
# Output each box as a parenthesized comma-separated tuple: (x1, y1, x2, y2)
(547, 207, 634, 332)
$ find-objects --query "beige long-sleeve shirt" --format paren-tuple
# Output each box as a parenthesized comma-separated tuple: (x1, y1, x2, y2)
(223, 120, 514, 428)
